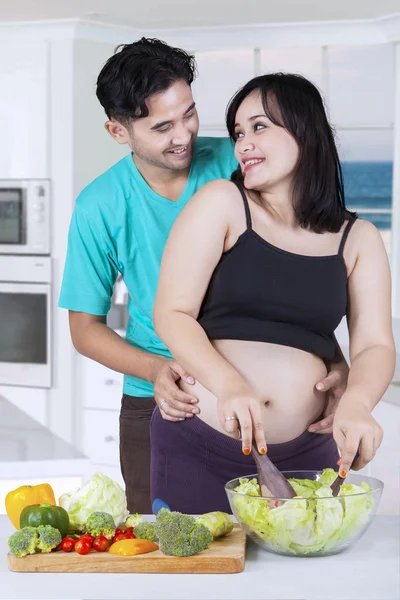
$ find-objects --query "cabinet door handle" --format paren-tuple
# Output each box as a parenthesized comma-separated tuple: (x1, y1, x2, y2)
(104, 435, 118, 443)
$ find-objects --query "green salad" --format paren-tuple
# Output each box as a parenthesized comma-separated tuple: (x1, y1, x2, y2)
(233, 468, 375, 555)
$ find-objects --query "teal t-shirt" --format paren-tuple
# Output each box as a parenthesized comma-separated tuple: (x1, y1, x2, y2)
(59, 137, 237, 396)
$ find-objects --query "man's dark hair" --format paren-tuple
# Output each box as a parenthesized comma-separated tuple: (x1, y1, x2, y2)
(226, 73, 355, 233)
(96, 37, 197, 125)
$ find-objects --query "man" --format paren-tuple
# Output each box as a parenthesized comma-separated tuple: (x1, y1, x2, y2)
(59, 38, 348, 513)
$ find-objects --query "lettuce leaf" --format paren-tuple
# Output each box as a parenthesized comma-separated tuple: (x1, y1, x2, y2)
(59, 472, 128, 530)
(232, 469, 374, 555)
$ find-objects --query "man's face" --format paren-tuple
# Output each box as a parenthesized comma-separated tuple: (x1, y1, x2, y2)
(108, 80, 199, 172)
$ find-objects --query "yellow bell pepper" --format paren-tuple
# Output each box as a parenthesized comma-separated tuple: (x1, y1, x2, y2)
(5, 483, 56, 529)
(108, 538, 159, 556)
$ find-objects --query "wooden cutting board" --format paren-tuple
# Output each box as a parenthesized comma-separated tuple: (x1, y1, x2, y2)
(8, 525, 246, 574)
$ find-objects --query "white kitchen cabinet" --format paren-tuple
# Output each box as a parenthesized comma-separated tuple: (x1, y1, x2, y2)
(82, 408, 120, 466)
(79, 356, 124, 468)
(80, 355, 123, 411)
(0, 41, 49, 179)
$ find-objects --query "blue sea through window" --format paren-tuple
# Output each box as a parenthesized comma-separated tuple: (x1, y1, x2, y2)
(342, 162, 393, 230)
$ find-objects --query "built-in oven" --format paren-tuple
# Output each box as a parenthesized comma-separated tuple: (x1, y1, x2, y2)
(0, 179, 50, 255)
(0, 256, 51, 388)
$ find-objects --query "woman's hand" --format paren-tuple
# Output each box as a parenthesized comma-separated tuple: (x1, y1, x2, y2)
(217, 387, 267, 455)
(332, 398, 383, 474)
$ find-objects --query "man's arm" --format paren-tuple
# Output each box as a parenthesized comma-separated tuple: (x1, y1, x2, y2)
(60, 201, 198, 421)
(69, 312, 199, 421)
(70, 312, 162, 381)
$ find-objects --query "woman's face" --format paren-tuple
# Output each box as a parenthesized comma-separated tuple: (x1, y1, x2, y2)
(233, 90, 299, 193)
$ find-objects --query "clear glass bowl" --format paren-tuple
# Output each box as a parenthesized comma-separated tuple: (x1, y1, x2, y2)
(225, 470, 383, 557)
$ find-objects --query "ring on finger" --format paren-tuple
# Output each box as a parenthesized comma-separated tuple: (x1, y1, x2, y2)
(224, 415, 238, 422)
(159, 399, 167, 412)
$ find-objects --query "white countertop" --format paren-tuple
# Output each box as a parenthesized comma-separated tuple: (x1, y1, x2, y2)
(0, 396, 89, 479)
(0, 515, 399, 600)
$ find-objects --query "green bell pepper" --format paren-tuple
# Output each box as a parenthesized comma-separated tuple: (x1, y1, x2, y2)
(19, 503, 70, 538)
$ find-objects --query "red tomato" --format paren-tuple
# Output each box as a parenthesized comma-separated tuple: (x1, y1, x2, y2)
(124, 527, 134, 534)
(93, 535, 110, 552)
(80, 534, 94, 546)
(112, 533, 126, 544)
(60, 537, 75, 552)
(74, 539, 91, 555)
(124, 532, 135, 539)
(115, 528, 123, 536)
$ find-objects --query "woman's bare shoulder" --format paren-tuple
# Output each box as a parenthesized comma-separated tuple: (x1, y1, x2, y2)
(184, 179, 244, 216)
(194, 178, 240, 197)
(351, 218, 385, 246)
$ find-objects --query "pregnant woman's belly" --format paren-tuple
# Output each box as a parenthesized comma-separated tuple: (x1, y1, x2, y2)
(179, 340, 328, 444)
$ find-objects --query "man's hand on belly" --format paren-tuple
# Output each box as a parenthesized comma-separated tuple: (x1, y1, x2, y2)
(308, 368, 348, 434)
(152, 358, 200, 422)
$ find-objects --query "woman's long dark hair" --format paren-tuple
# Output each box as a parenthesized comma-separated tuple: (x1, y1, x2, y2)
(226, 73, 354, 233)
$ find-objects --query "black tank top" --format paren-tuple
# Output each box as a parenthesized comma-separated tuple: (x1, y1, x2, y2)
(198, 183, 357, 360)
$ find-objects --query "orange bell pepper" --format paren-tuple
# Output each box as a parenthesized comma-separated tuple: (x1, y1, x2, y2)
(108, 538, 159, 556)
(5, 483, 56, 529)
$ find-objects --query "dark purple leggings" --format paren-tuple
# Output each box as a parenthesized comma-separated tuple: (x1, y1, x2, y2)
(150, 408, 339, 514)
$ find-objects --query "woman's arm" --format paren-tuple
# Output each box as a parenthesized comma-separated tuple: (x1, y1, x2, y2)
(333, 220, 395, 474)
(153, 180, 267, 454)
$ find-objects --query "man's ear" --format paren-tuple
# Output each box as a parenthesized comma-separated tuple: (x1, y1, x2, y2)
(104, 119, 130, 145)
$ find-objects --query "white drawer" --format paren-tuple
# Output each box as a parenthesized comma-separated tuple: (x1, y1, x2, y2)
(82, 408, 120, 466)
(80, 356, 123, 411)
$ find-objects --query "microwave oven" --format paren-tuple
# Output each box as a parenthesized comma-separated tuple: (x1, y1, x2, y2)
(0, 179, 50, 255)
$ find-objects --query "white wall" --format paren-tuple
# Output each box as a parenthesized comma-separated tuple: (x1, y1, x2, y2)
(73, 39, 127, 196)
(0, 40, 49, 179)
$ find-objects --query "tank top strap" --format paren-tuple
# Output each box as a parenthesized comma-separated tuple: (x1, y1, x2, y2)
(233, 181, 252, 230)
(338, 216, 357, 256)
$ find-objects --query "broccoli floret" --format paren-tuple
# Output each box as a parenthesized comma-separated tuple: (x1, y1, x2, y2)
(84, 511, 116, 540)
(133, 521, 158, 541)
(36, 525, 62, 553)
(156, 508, 212, 556)
(8, 525, 61, 557)
(8, 527, 38, 558)
(125, 513, 143, 528)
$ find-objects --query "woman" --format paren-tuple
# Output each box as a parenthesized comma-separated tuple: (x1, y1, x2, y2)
(152, 74, 395, 514)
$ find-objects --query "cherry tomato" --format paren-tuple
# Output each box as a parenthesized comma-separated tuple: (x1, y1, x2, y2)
(115, 528, 124, 536)
(124, 532, 135, 539)
(93, 535, 110, 552)
(112, 533, 126, 544)
(80, 534, 94, 546)
(74, 538, 91, 555)
(124, 527, 134, 534)
(60, 537, 75, 552)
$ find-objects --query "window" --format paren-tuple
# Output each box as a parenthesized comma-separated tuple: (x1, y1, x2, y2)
(194, 50, 254, 129)
(327, 44, 395, 254)
(338, 130, 393, 253)
(260, 46, 324, 93)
